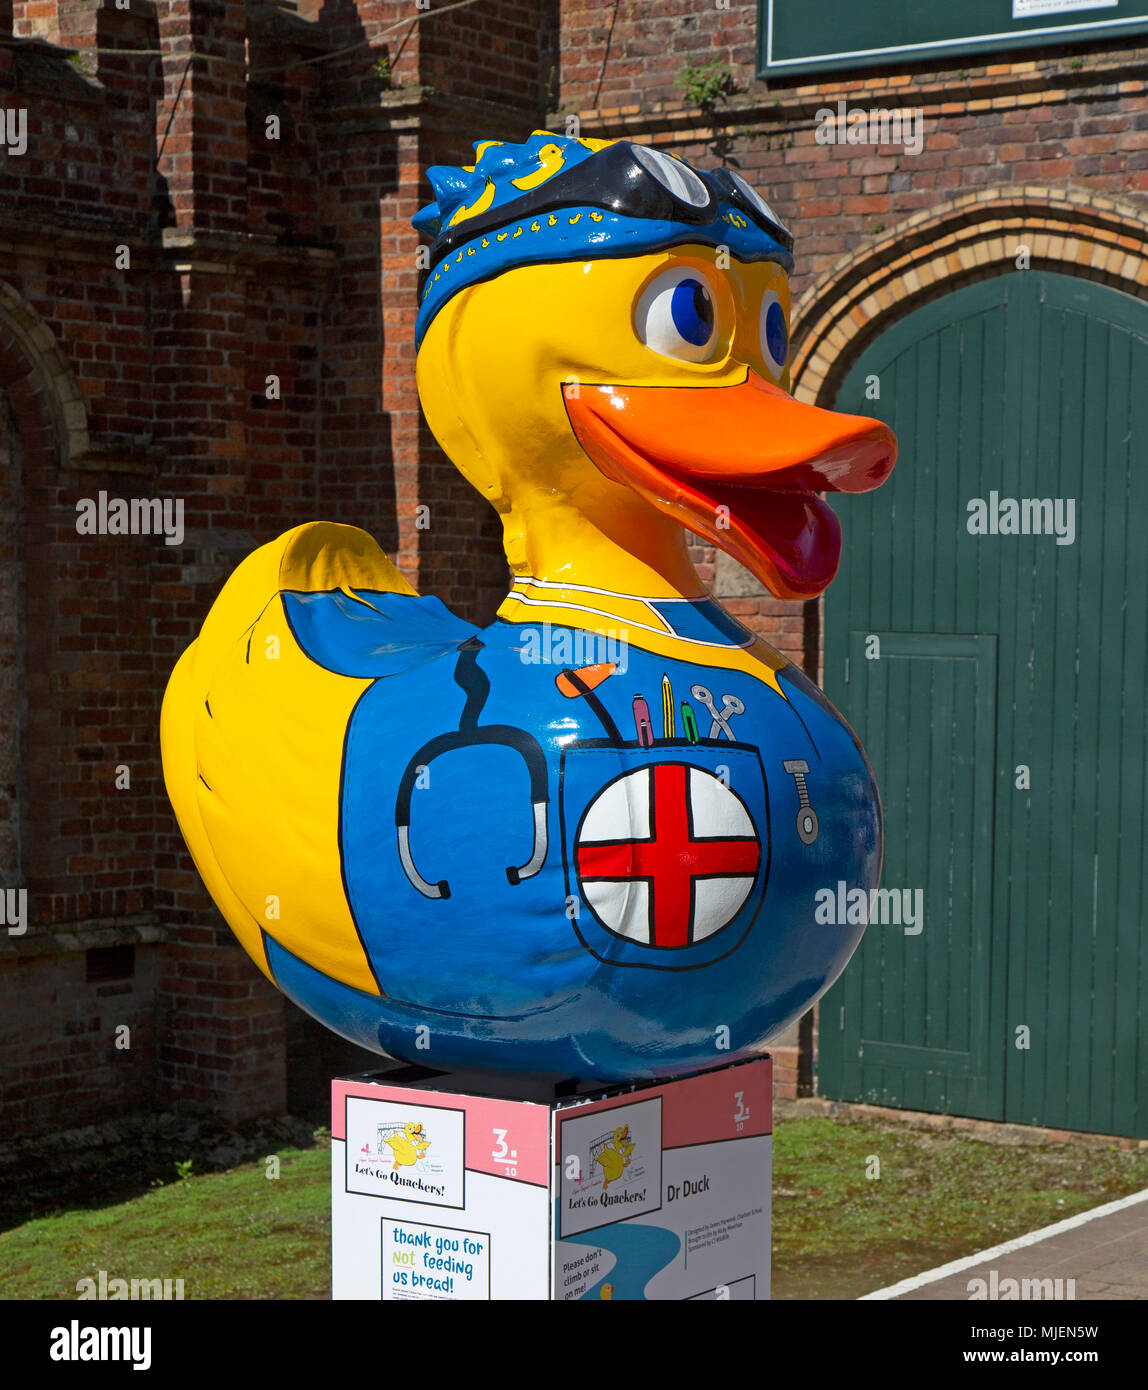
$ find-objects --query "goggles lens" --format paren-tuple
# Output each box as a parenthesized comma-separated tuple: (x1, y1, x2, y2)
(725, 168, 791, 241)
(631, 144, 711, 208)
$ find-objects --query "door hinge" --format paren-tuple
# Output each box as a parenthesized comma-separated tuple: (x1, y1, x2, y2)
(840, 1006, 846, 1030)
(844, 657, 850, 684)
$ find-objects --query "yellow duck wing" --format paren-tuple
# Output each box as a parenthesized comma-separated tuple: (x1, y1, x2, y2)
(597, 1151, 622, 1180)
(160, 522, 474, 996)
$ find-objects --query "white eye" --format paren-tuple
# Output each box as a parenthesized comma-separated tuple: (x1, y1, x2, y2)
(728, 169, 789, 238)
(631, 144, 710, 208)
(635, 268, 719, 362)
(760, 289, 789, 378)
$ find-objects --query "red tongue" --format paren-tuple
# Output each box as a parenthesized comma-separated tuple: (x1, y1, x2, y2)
(721, 482, 842, 597)
(644, 462, 843, 600)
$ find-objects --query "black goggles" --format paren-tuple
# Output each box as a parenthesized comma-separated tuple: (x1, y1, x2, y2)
(427, 140, 794, 270)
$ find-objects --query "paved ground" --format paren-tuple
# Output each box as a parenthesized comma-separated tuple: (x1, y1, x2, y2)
(863, 1189, 1148, 1300)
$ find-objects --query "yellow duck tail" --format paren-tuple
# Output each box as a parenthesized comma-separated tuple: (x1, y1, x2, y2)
(160, 522, 417, 990)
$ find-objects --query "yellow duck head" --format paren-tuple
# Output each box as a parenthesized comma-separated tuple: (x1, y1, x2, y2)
(414, 132, 895, 605)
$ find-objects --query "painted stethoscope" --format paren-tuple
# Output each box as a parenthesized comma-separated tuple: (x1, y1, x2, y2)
(395, 641, 822, 897)
(394, 637, 549, 900)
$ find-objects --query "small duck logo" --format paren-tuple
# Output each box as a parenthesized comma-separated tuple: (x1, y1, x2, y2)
(510, 140, 566, 191)
(382, 1121, 432, 1171)
(599, 1283, 615, 1300)
(593, 1124, 635, 1190)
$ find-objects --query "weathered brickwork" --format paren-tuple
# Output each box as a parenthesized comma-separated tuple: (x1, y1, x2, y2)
(0, 0, 549, 1134)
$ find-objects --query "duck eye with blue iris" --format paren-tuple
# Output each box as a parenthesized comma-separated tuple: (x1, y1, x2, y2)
(760, 288, 789, 379)
(670, 279, 714, 346)
(635, 267, 720, 363)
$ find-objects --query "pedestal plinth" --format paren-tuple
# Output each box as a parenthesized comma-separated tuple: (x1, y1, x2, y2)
(331, 1055, 772, 1301)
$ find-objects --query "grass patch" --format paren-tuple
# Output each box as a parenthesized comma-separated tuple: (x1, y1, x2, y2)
(3, 1116, 1145, 1300)
(0, 1143, 331, 1300)
(772, 1115, 1148, 1299)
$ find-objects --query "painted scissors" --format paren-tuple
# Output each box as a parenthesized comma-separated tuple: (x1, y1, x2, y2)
(689, 685, 745, 742)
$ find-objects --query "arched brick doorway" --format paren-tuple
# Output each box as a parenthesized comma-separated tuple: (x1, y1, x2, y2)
(792, 185, 1148, 415)
(0, 282, 87, 900)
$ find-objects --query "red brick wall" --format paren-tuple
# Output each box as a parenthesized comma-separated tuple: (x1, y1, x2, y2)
(0, 391, 24, 888)
(560, 0, 757, 111)
(0, 0, 552, 1139)
(420, 0, 557, 108)
(1, 943, 161, 1132)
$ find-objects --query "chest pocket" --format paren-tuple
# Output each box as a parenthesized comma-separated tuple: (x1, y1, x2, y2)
(559, 737, 770, 971)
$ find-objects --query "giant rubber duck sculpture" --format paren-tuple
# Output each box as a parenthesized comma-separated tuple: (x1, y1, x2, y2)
(161, 132, 896, 1082)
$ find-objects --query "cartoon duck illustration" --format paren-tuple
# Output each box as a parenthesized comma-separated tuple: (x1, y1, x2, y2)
(383, 1122, 431, 1170)
(600, 1283, 615, 1300)
(160, 132, 895, 1082)
(594, 1126, 635, 1190)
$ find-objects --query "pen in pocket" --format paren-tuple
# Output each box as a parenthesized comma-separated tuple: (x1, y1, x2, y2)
(632, 694, 653, 748)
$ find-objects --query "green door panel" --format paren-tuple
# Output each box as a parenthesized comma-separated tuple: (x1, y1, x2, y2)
(819, 631, 998, 1117)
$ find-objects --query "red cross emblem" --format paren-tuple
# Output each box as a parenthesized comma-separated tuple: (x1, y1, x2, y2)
(574, 763, 761, 948)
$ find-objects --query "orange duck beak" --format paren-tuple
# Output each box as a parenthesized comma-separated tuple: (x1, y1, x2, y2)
(565, 370, 896, 600)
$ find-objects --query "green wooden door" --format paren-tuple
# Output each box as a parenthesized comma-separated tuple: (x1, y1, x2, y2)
(818, 270, 1148, 1137)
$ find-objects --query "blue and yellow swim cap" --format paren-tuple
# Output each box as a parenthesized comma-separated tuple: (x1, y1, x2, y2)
(412, 131, 794, 347)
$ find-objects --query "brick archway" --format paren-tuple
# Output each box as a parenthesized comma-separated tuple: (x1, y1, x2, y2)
(790, 186, 1148, 407)
(0, 286, 87, 887)
(0, 279, 90, 469)
(0, 387, 24, 885)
